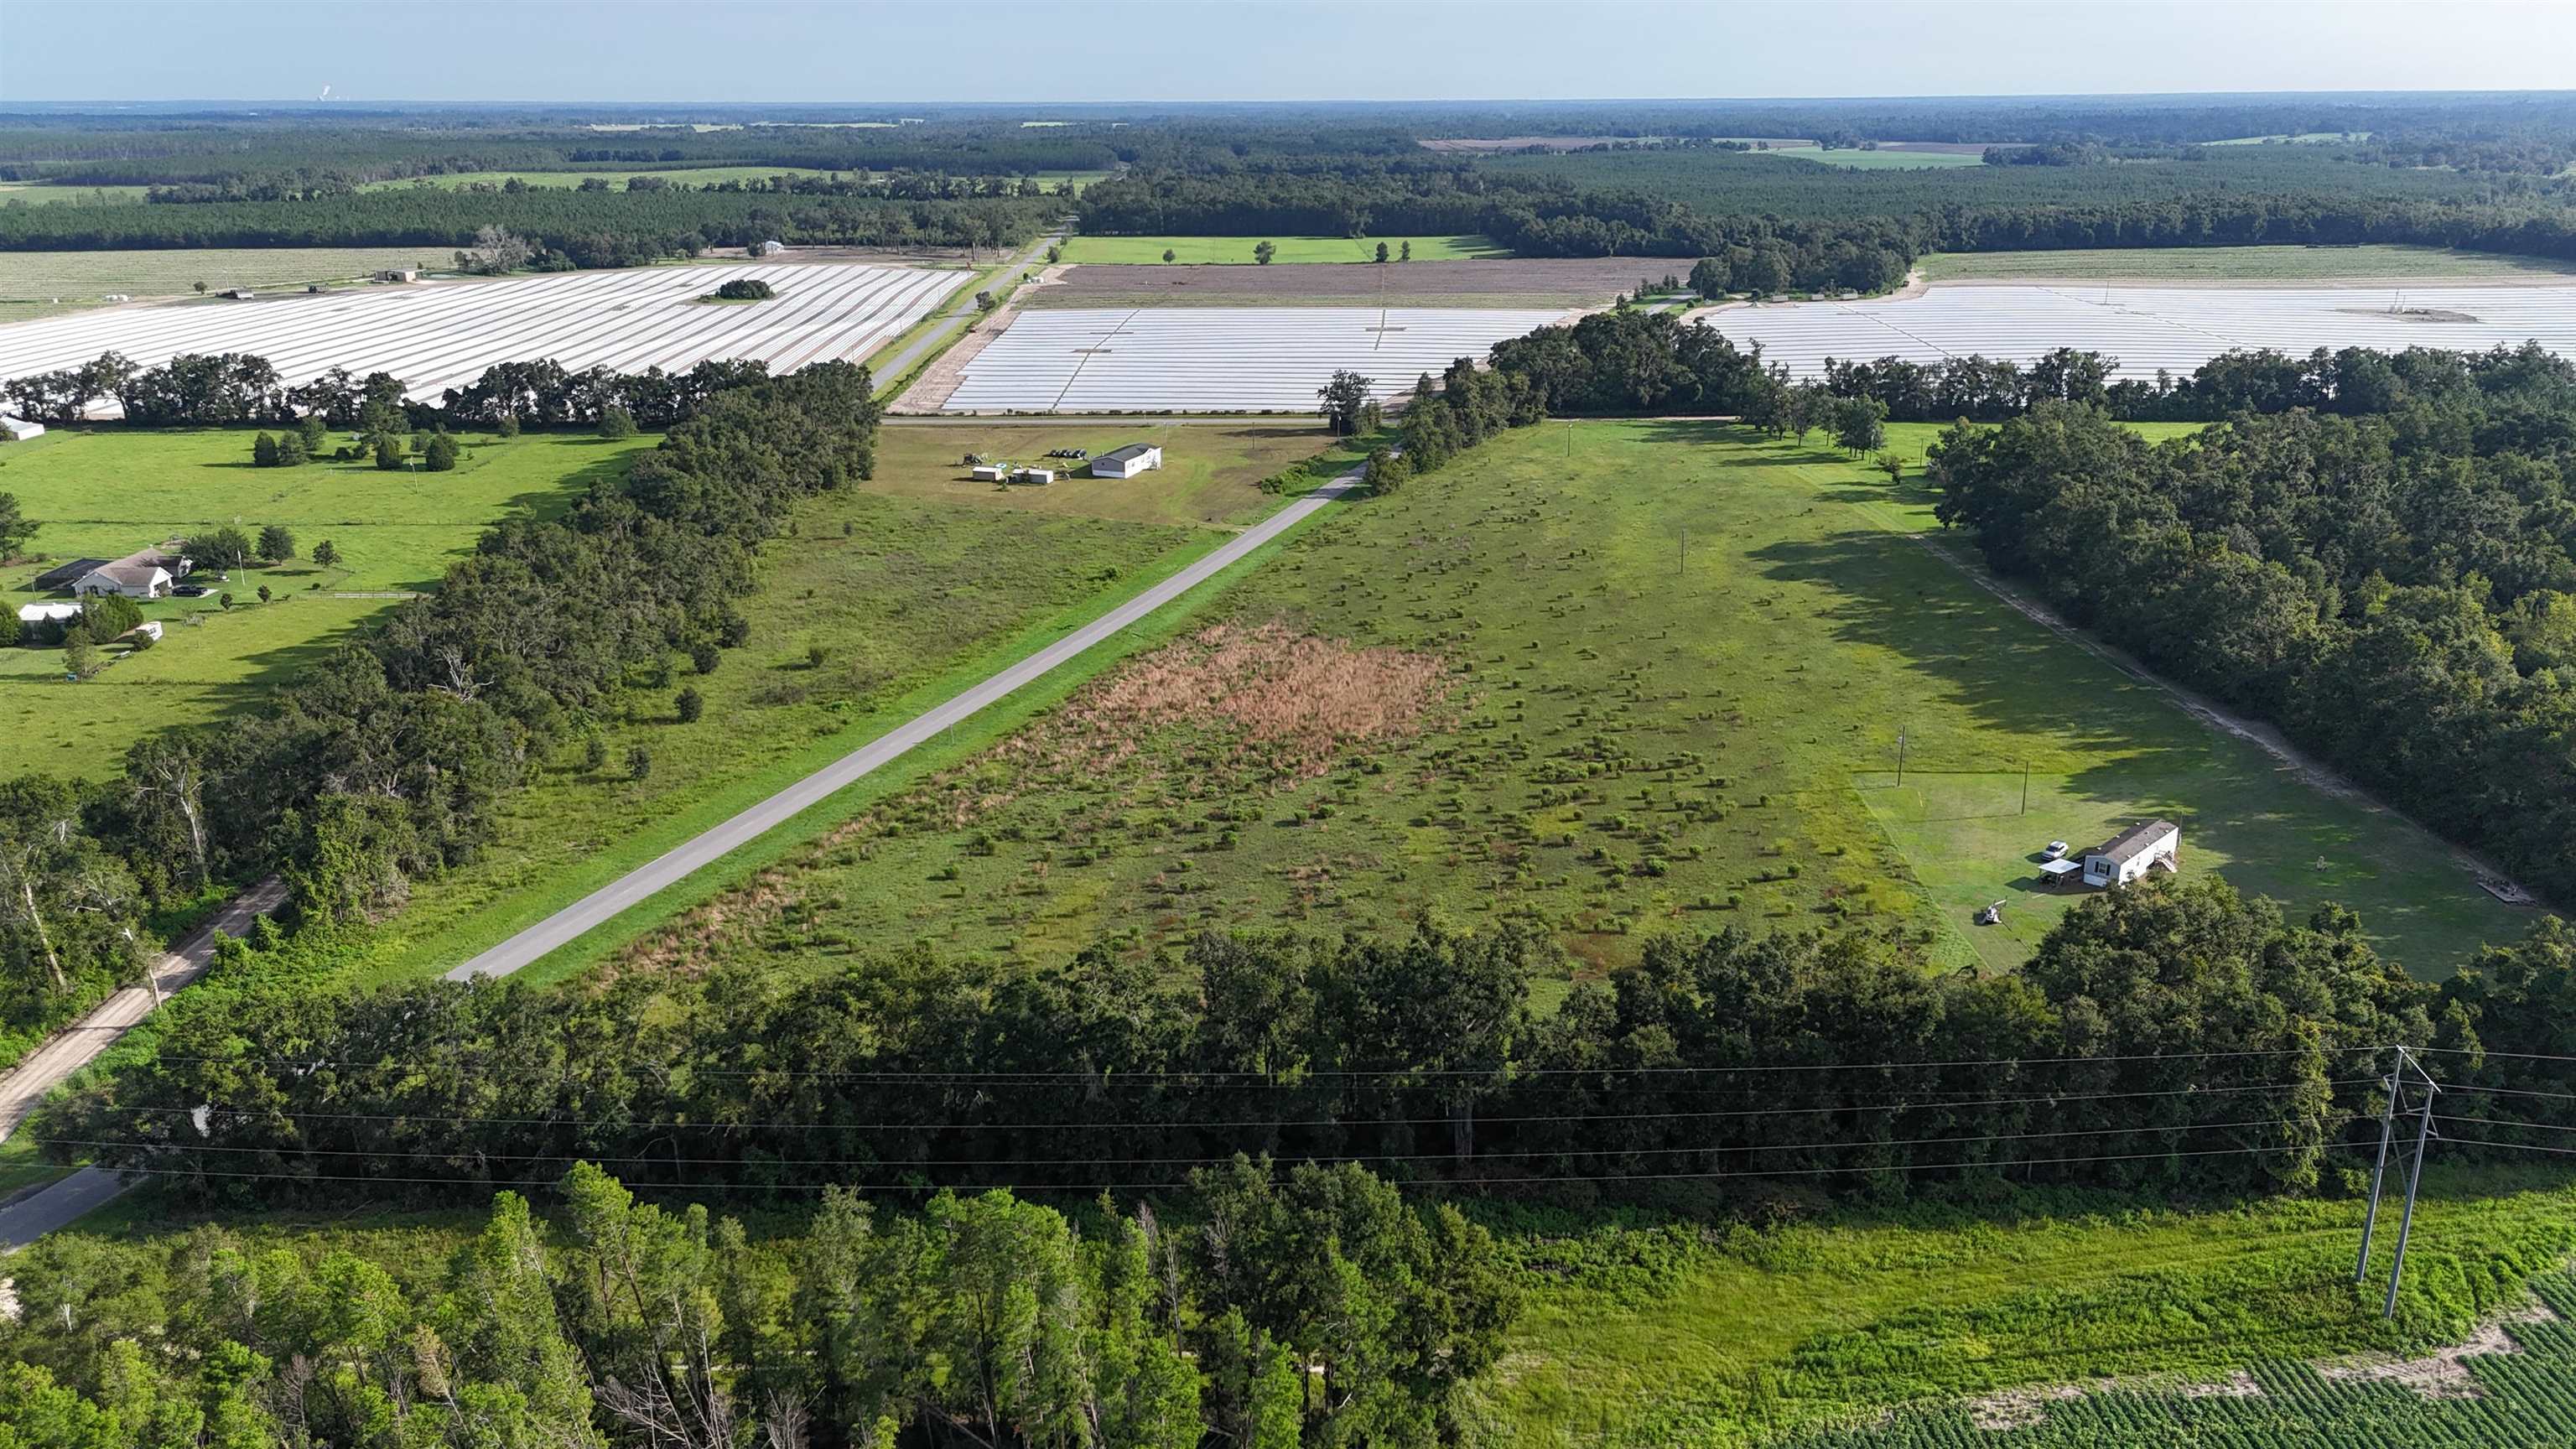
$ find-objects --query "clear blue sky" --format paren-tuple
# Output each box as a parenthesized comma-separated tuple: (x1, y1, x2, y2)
(3, 0, 2573, 105)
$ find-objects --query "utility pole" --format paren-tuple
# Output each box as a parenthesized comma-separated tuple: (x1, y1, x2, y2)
(2019, 761, 2029, 815)
(1679, 527, 1687, 580)
(2353, 1046, 2439, 1317)
(1896, 731, 1907, 787)
(2384, 1051, 2439, 1318)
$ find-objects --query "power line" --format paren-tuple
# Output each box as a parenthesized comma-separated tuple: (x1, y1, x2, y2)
(74, 1077, 2373, 1135)
(123, 1044, 2375, 1083)
(57, 1140, 2364, 1197)
(34, 1116, 2311, 1171)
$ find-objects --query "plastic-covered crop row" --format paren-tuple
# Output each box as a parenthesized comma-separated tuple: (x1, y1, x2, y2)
(0, 262, 966, 403)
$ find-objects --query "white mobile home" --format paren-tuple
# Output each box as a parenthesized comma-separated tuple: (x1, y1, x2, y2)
(1088, 444, 1163, 479)
(2081, 819, 2180, 889)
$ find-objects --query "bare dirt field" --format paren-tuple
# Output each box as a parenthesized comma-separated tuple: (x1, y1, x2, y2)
(1024, 257, 1654, 309)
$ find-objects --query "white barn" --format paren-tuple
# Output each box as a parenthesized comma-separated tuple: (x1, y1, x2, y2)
(2081, 819, 2180, 889)
(1088, 444, 1163, 479)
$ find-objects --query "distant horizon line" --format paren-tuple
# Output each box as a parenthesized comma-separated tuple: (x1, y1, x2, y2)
(5, 86, 2573, 112)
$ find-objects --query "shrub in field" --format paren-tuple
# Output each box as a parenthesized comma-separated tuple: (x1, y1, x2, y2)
(676, 686, 704, 723)
(251, 432, 278, 467)
(274, 431, 307, 466)
(257, 524, 295, 564)
(714, 277, 775, 301)
(424, 433, 459, 470)
(311, 539, 339, 569)
(373, 436, 403, 470)
(626, 745, 652, 781)
(598, 405, 637, 439)
(690, 641, 720, 674)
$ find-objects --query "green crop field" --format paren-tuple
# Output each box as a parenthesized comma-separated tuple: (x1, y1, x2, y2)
(0, 246, 460, 324)
(1473, 1167, 2576, 1447)
(1917, 243, 2576, 283)
(0, 428, 659, 775)
(610, 419, 2524, 987)
(1059, 234, 1509, 264)
(867, 421, 1352, 529)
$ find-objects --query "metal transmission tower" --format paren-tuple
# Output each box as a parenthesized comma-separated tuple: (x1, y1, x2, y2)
(2353, 1046, 2440, 1317)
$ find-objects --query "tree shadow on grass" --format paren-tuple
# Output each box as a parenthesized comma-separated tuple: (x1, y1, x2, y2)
(1753, 526, 2511, 973)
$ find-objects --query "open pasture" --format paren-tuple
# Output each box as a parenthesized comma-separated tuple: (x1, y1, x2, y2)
(0, 261, 967, 402)
(1057, 235, 1506, 264)
(940, 305, 1566, 411)
(616, 420, 2521, 983)
(0, 428, 659, 776)
(1754, 144, 1989, 169)
(1697, 282, 2576, 378)
(0, 246, 461, 325)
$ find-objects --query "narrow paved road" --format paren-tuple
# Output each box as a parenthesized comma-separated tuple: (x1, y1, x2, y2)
(0, 877, 284, 1251)
(0, 877, 285, 1142)
(447, 466, 1362, 983)
(868, 223, 1065, 389)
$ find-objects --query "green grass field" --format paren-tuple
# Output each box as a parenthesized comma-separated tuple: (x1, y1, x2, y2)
(343, 427, 1343, 985)
(1917, 244, 2576, 284)
(867, 421, 1347, 529)
(606, 420, 2524, 986)
(1059, 234, 1508, 264)
(1, 428, 658, 775)
(0, 246, 460, 324)
(2210, 132, 2373, 145)
(1474, 1166, 2576, 1447)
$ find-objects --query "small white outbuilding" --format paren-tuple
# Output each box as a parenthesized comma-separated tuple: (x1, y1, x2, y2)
(0, 415, 44, 440)
(1088, 444, 1163, 479)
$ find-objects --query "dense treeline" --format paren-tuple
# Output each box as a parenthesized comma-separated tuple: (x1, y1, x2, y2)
(0, 184, 1055, 255)
(0, 361, 875, 1053)
(0, 1157, 1513, 1448)
(39, 882, 2576, 1206)
(1079, 145, 2576, 282)
(1932, 360, 2576, 903)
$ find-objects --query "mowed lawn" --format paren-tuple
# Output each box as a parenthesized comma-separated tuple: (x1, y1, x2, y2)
(1059, 235, 1508, 264)
(1917, 244, 2576, 284)
(1, 428, 658, 776)
(1475, 1167, 2576, 1447)
(621, 419, 2528, 984)
(868, 421, 1352, 528)
(0, 247, 461, 324)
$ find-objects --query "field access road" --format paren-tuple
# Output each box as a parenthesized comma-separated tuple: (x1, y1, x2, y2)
(868, 222, 1067, 389)
(0, 876, 285, 1251)
(444, 465, 1363, 984)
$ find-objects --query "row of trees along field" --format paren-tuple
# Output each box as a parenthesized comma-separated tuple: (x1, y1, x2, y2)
(36, 885, 2576, 1204)
(0, 360, 875, 1059)
(0, 186, 1056, 257)
(0, 1157, 1512, 1449)
(3, 350, 776, 430)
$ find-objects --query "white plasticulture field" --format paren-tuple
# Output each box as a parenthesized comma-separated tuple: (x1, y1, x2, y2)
(939, 306, 1569, 412)
(0, 262, 968, 402)
(1697, 283, 2576, 378)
